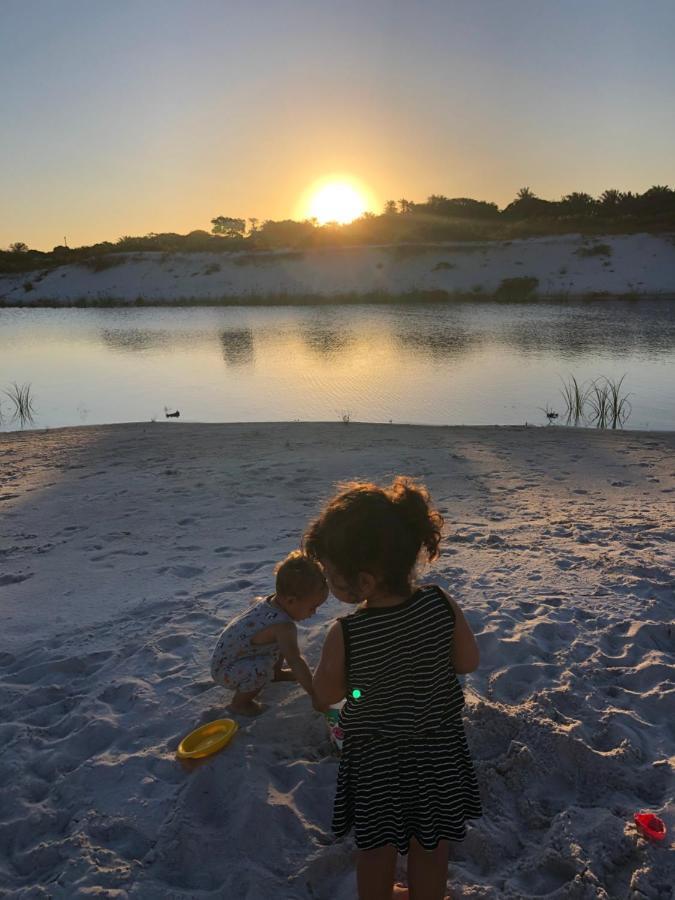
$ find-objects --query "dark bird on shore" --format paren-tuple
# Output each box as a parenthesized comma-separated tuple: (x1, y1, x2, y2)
(546, 411, 559, 421)
(165, 409, 180, 418)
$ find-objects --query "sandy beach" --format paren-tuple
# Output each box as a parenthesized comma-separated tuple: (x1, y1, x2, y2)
(1, 422, 673, 899)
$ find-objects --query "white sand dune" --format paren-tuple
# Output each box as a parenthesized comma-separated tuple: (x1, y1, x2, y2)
(1, 233, 675, 305)
(0, 423, 673, 898)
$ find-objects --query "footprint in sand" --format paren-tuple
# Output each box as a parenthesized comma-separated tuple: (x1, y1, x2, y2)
(90, 549, 149, 562)
(196, 578, 253, 598)
(516, 600, 539, 616)
(489, 662, 560, 703)
(157, 564, 204, 578)
(0, 572, 33, 586)
(506, 853, 582, 896)
(235, 560, 274, 574)
(98, 678, 154, 712)
(155, 634, 189, 652)
(41, 650, 111, 680)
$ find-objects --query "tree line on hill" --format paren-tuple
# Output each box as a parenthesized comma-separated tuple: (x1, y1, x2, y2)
(2, 185, 675, 274)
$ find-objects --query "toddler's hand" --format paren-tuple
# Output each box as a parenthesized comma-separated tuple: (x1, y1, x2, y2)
(272, 668, 297, 682)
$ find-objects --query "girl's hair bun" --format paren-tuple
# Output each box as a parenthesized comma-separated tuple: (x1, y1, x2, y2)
(303, 476, 444, 595)
(388, 477, 443, 562)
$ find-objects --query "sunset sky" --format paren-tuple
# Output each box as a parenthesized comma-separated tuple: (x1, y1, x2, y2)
(2, 0, 674, 251)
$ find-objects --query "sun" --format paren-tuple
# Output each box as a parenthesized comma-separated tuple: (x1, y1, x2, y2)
(302, 177, 373, 224)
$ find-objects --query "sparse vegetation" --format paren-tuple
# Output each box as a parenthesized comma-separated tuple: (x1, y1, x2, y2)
(552, 374, 632, 428)
(560, 376, 589, 425)
(81, 254, 127, 272)
(574, 243, 612, 258)
(3, 382, 36, 428)
(495, 276, 539, 301)
(598, 375, 632, 429)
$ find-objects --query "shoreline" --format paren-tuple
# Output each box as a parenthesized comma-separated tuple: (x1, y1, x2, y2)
(4, 419, 675, 441)
(1, 421, 673, 897)
(4, 286, 675, 309)
(3, 289, 675, 308)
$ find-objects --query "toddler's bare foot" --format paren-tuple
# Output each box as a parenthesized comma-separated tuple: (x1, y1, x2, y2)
(272, 669, 297, 682)
(228, 698, 263, 716)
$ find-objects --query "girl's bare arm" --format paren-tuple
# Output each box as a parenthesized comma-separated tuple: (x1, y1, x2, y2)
(442, 591, 480, 673)
(312, 620, 346, 707)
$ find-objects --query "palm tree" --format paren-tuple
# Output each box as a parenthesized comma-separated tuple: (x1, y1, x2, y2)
(599, 189, 622, 208)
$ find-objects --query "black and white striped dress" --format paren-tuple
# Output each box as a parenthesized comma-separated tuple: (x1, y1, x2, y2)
(332, 584, 482, 853)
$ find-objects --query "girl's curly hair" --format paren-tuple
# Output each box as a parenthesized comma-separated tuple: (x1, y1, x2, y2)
(303, 476, 443, 596)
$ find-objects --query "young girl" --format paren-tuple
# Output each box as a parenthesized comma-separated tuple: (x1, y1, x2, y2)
(210, 551, 328, 715)
(304, 478, 482, 900)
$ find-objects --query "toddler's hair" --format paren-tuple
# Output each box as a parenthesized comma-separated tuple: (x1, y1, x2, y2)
(275, 550, 326, 598)
(303, 477, 443, 595)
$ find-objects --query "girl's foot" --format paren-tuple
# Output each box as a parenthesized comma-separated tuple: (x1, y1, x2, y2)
(272, 668, 297, 682)
(228, 698, 263, 716)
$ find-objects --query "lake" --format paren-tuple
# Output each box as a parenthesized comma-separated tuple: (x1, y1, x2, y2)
(1, 300, 674, 431)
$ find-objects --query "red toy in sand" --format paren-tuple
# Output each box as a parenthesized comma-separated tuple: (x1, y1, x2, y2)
(633, 812, 666, 842)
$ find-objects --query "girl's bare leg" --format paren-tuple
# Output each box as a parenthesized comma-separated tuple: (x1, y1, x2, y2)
(228, 687, 263, 715)
(356, 844, 397, 900)
(407, 838, 450, 900)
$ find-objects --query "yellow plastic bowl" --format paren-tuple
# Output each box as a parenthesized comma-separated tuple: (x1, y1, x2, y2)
(177, 718, 239, 759)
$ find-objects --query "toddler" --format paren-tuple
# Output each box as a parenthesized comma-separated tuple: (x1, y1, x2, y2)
(211, 550, 328, 715)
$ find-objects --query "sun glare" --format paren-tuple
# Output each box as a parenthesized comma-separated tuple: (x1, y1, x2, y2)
(303, 178, 372, 224)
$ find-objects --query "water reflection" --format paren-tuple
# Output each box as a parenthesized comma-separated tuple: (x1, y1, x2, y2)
(493, 301, 675, 357)
(92, 301, 675, 362)
(219, 329, 254, 367)
(100, 327, 200, 353)
(299, 324, 355, 358)
(392, 324, 479, 359)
